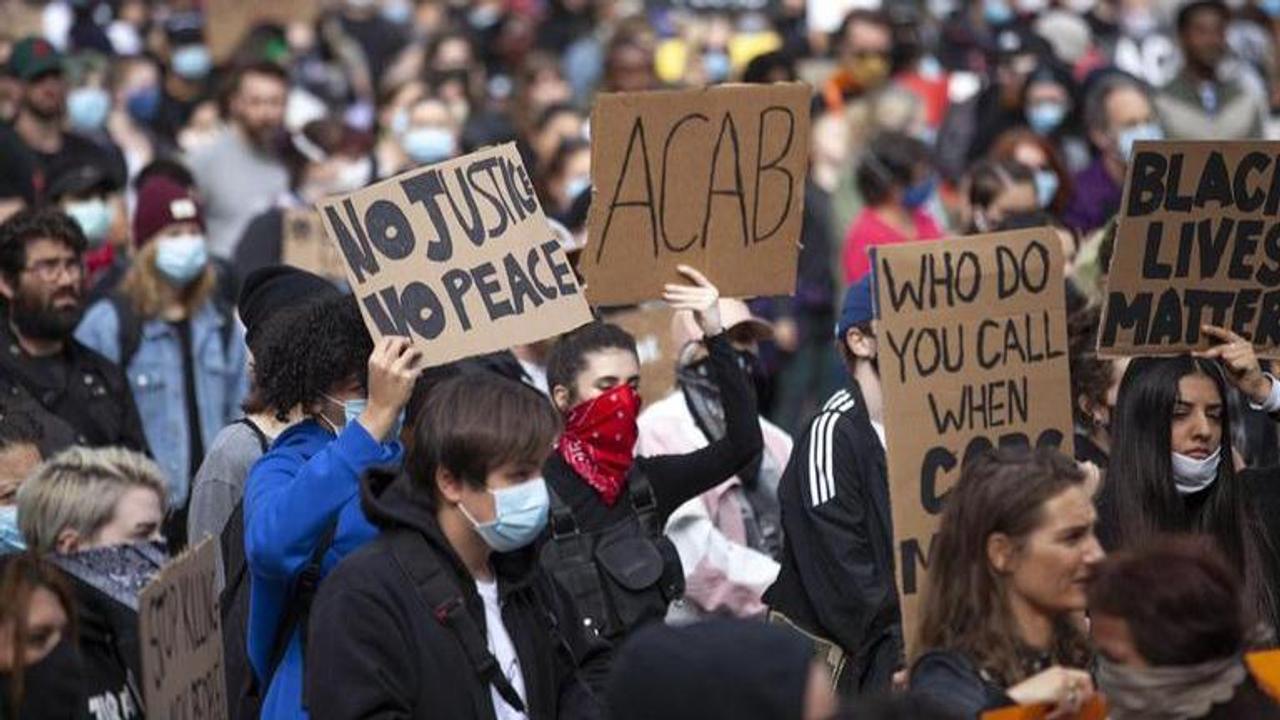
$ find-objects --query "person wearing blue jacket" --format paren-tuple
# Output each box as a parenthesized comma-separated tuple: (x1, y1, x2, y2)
(243, 293, 424, 720)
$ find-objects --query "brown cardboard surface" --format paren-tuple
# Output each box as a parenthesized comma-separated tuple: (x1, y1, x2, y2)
(317, 143, 593, 368)
(206, 0, 319, 61)
(607, 303, 678, 404)
(581, 82, 810, 305)
(138, 539, 227, 720)
(1099, 140, 1280, 358)
(874, 228, 1074, 657)
(282, 207, 349, 283)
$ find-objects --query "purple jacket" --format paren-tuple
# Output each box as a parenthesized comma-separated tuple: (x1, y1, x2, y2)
(1063, 157, 1123, 236)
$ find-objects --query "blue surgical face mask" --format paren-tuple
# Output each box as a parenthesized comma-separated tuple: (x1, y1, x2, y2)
(458, 478, 550, 553)
(1116, 122, 1164, 162)
(171, 44, 212, 80)
(703, 50, 732, 83)
(126, 85, 161, 124)
(1263, 0, 1280, 19)
(1172, 446, 1222, 495)
(64, 198, 115, 247)
(381, 0, 413, 24)
(402, 126, 457, 165)
(984, 0, 1015, 25)
(564, 174, 591, 203)
(0, 505, 25, 553)
(153, 233, 209, 286)
(67, 86, 111, 131)
(902, 175, 937, 210)
(1026, 102, 1067, 135)
(1033, 169, 1059, 208)
(322, 395, 404, 439)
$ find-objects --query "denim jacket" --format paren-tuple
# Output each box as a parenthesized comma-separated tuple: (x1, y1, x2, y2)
(75, 298, 250, 508)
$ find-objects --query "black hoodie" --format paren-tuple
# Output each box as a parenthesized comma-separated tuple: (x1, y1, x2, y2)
(304, 468, 610, 720)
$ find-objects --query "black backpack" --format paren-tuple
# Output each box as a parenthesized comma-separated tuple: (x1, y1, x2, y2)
(217, 420, 337, 720)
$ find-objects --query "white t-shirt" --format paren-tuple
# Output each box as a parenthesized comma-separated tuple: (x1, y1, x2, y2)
(474, 578, 529, 720)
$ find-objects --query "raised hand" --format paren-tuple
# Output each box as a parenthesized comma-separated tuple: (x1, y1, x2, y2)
(663, 265, 722, 337)
(1195, 325, 1273, 406)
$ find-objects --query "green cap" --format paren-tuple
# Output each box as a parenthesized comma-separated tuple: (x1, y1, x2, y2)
(8, 36, 63, 82)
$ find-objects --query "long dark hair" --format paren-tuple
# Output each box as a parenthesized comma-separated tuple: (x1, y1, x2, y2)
(1102, 356, 1277, 626)
(0, 553, 76, 709)
(915, 447, 1092, 684)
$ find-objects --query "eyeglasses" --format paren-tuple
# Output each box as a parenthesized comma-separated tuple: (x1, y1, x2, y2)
(22, 257, 83, 281)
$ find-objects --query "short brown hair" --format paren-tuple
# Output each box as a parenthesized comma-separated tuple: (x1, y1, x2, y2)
(406, 373, 561, 505)
(1088, 535, 1245, 666)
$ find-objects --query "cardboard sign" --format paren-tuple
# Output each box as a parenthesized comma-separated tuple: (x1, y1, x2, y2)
(206, 0, 319, 61)
(981, 697, 1107, 720)
(1099, 141, 1280, 358)
(282, 208, 348, 283)
(581, 83, 809, 305)
(318, 143, 593, 367)
(607, 303, 679, 404)
(138, 539, 227, 720)
(874, 229, 1074, 656)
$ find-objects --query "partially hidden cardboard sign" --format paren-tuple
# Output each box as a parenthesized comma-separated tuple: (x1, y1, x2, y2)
(874, 229, 1074, 657)
(1099, 141, 1280, 358)
(206, 0, 320, 61)
(581, 83, 809, 305)
(607, 303, 678, 404)
(318, 143, 593, 367)
(138, 539, 227, 720)
(282, 207, 349, 283)
(981, 697, 1107, 720)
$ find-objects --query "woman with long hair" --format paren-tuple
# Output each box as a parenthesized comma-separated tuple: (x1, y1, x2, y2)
(1099, 338, 1280, 632)
(76, 174, 249, 550)
(0, 552, 77, 719)
(910, 448, 1103, 718)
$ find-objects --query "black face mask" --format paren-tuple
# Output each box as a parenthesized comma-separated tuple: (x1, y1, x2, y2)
(678, 354, 765, 488)
(1, 636, 85, 720)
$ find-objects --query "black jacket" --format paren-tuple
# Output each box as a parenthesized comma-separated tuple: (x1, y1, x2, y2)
(0, 317, 148, 455)
(763, 382, 901, 693)
(543, 332, 763, 533)
(305, 469, 610, 720)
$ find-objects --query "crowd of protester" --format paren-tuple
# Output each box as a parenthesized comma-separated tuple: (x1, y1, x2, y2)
(4, 0, 1280, 718)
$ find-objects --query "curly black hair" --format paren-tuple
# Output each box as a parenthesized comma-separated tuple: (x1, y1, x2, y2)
(1067, 305, 1114, 431)
(0, 208, 87, 282)
(243, 295, 373, 419)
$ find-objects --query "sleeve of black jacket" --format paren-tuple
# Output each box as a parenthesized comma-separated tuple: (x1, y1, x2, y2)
(770, 407, 893, 656)
(306, 580, 416, 720)
(639, 332, 764, 521)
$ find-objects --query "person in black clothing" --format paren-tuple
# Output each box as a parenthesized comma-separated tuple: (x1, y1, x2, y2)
(0, 552, 81, 720)
(763, 276, 900, 696)
(151, 12, 214, 144)
(0, 36, 126, 206)
(541, 265, 762, 640)
(1098, 327, 1280, 634)
(909, 448, 1101, 719)
(306, 372, 609, 719)
(0, 207, 148, 454)
(1089, 536, 1280, 720)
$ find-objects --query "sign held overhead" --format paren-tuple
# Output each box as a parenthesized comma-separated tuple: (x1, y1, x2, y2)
(581, 82, 810, 305)
(1100, 140, 1280, 358)
(318, 143, 593, 367)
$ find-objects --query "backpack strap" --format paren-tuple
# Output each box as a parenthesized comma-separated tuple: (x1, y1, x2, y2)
(260, 517, 338, 691)
(235, 417, 270, 453)
(218, 418, 271, 623)
(627, 469, 660, 536)
(109, 292, 143, 370)
(387, 529, 527, 715)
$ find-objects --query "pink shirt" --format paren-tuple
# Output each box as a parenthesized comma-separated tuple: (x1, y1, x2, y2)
(842, 207, 943, 284)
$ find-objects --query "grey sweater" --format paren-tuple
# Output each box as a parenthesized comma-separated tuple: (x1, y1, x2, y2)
(187, 420, 269, 545)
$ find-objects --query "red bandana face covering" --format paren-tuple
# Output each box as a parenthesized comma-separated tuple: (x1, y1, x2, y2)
(557, 383, 641, 506)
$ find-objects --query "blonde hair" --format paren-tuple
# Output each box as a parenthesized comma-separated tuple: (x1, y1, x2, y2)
(118, 242, 216, 319)
(16, 446, 168, 553)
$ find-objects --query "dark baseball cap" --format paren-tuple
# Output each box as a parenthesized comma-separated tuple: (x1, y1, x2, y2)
(8, 36, 63, 82)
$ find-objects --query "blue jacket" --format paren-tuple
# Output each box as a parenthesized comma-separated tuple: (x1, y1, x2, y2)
(244, 418, 402, 720)
(75, 298, 250, 507)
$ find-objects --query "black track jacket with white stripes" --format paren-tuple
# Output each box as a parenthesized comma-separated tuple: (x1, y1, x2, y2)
(762, 381, 901, 693)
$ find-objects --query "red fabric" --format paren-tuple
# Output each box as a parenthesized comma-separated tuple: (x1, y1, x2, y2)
(132, 176, 204, 248)
(557, 384, 641, 506)
(841, 207, 943, 284)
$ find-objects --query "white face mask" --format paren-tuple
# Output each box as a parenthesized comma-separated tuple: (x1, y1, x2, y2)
(1172, 446, 1222, 494)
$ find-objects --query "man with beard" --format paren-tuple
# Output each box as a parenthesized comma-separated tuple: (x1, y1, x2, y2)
(0, 37, 127, 207)
(0, 208, 147, 453)
(763, 276, 901, 697)
(188, 61, 290, 258)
